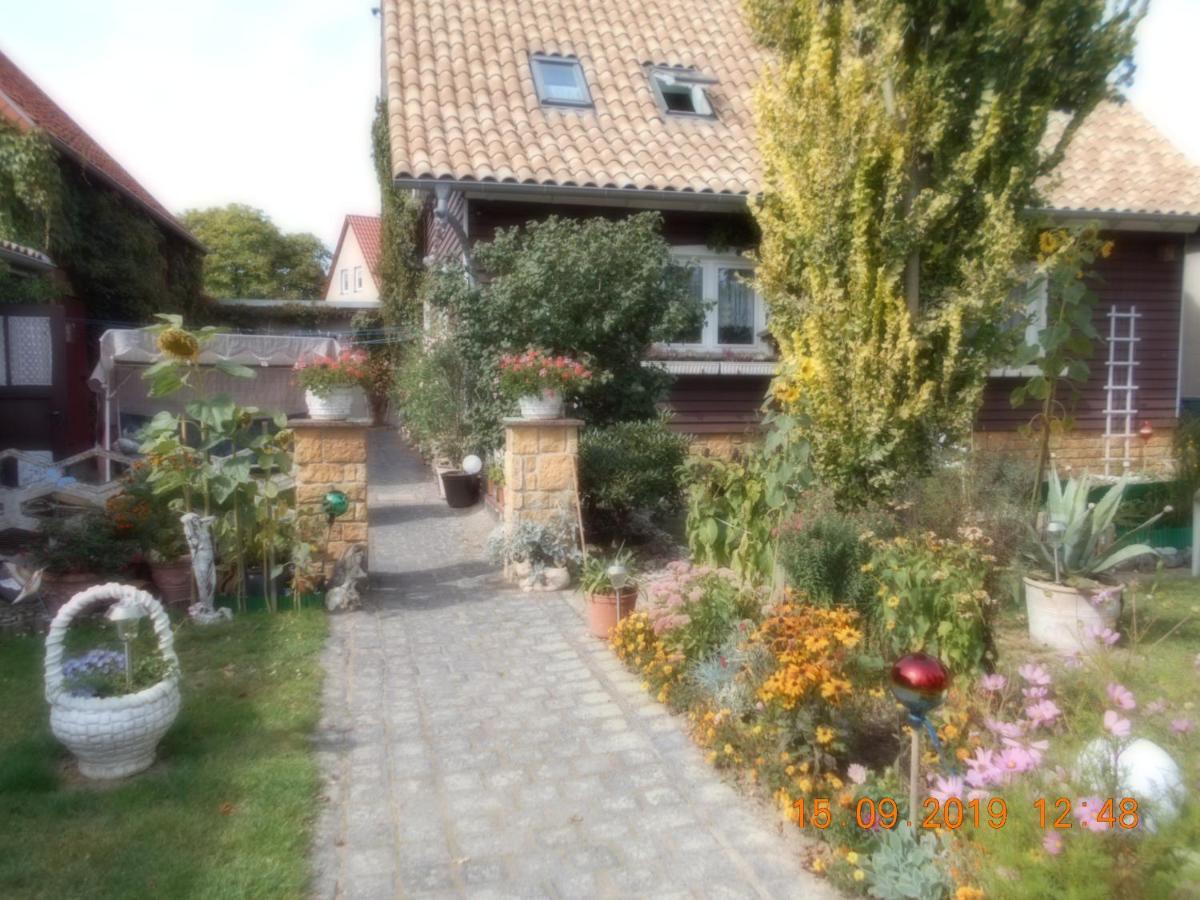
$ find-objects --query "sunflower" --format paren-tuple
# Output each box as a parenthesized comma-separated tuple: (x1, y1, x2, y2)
(157, 327, 199, 361)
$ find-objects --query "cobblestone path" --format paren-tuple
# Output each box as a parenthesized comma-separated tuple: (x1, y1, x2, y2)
(312, 430, 835, 899)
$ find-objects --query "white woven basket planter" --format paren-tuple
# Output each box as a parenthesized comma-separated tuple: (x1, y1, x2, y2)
(45, 583, 181, 780)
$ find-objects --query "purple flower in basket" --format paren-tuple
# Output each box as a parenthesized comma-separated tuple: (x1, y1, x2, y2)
(62, 649, 126, 697)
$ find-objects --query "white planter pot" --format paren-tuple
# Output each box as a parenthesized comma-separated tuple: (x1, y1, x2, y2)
(537, 566, 572, 591)
(45, 584, 181, 779)
(518, 391, 564, 420)
(305, 387, 357, 421)
(1023, 576, 1122, 652)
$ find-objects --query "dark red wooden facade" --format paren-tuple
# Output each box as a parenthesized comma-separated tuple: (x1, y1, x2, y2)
(419, 194, 1188, 437)
(976, 231, 1185, 434)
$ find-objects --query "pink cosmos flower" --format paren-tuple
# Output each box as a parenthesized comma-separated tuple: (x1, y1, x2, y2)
(1107, 683, 1136, 711)
(1103, 710, 1131, 738)
(985, 717, 1025, 739)
(1022, 686, 1049, 700)
(1075, 796, 1111, 832)
(930, 774, 964, 804)
(1061, 651, 1084, 670)
(1025, 699, 1062, 728)
(1043, 832, 1063, 856)
(1086, 624, 1120, 647)
(996, 745, 1036, 778)
(1018, 664, 1052, 687)
(980, 674, 1007, 693)
(1004, 737, 1049, 767)
(847, 764, 868, 785)
(1171, 718, 1194, 735)
(1146, 699, 1167, 715)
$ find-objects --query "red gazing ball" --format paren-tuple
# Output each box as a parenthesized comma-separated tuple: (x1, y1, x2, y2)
(890, 653, 950, 696)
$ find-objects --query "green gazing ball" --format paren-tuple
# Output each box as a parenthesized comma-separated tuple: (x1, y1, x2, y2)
(322, 490, 349, 520)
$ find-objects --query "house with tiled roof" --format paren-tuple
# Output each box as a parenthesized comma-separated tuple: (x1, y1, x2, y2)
(0, 47, 204, 460)
(379, 0, 1200, 472)
(325, 214, 383, 303)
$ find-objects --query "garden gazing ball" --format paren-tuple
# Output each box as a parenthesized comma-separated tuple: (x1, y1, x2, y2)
(1076, 737, 1185, 831)
(322, 490, 349, 520)
(890, 653, 950, 718)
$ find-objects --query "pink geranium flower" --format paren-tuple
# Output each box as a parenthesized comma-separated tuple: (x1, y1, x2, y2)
(1043, 832, 1064, 856)
(980, 674, 1007, 693)
(1171, 718, 1194, 735)
(1107, 683, 1136, 711)
(1018, 664, 1052, 687)
(1025, 699, 1062, 728)
(1103, 710, 1131, 738)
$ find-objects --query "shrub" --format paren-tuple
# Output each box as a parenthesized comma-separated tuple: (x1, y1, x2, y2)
(643, 561, 761, 662)
(868, 530, 996, 674)
(36, 512, 136, 576)
(395, 340, 471, 460)
(579, 419, 690, 538)
(682, 454, 776, 584)
(777, 512, 872, 609)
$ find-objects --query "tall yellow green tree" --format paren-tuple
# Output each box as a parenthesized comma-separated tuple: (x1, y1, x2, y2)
(746, 0, 1144, 503)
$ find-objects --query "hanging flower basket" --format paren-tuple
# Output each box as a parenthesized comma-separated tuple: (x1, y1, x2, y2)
(44, 584, 181, 780)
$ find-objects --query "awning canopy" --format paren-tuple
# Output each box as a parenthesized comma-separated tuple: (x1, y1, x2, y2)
(89, 328, 344, 418)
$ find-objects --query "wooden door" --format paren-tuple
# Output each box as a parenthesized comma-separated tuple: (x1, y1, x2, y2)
(0, 305, 68, 466)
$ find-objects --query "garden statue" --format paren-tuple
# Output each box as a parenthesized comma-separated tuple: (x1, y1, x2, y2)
(325, 543, 368, 612)
(181, 513, 229, 623)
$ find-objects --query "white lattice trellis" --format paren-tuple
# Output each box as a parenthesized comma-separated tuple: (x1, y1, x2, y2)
(1101, 305, 1141, 477)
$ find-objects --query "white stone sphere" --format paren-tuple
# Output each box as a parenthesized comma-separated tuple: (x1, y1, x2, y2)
(1076, 737, 1185, 831)
(462, 454, 483, 475)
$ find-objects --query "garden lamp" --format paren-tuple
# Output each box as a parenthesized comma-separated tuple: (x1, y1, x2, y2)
(462, 454, 483, 476)
(607, 563, 629, 622)
(1046, 519, 1067, 584)
(107, 600, 145, 689)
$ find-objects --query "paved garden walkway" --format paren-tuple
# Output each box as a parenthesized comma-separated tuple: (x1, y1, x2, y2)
(312, 430, 835, 900)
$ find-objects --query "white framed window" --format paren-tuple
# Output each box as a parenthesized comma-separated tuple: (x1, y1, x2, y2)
(990, 277, 1047, 378)
(339, 269, 350, 294)
(354, 266, 363, 291)
(531, 55, 592, 107)
(664, 248, 767, 350)
(649, 67, 716, 118)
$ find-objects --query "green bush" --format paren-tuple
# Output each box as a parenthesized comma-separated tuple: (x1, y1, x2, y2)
(777, 513, 872, 608)
(395, 340, 471, 460)
(578, 419, 689, 538)
(682, 453, 776, 585)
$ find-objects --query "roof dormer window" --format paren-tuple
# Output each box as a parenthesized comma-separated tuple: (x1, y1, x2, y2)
(649, 66, 716, 118)
(531, 55, 592, 108)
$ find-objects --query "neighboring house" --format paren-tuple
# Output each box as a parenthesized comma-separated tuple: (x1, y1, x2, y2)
(325, 214, 382, 303)
(0, 49, 204, 465)
(379, 0, 1200, 473)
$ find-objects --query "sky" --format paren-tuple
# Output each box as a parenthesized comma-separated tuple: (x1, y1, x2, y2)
(1, 0, 1198, 253)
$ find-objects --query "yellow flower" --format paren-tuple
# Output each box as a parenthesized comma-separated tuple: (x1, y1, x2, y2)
(853, 869, 865, 882)
(886, 620, 896, 631)
(859, 563, 874, 573)
(723, 743, 734, 755)
(869, 687, 886, 700)
(157, 327, 199, 361)
(816, 726, 835, 745)
(798, 777, 813, 793)
(1101, 240, 1115, 258)
(846, 851, 859, 865)
(706, 751, 717, 764)
(810, 857, 826, 873)
(955, 889, 985, 900)
(886, 595, 900, 609)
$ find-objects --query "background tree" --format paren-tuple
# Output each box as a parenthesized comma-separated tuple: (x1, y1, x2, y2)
(747, 0, 1144, 504)
(179, 204, 329, 299)
(424, 212, 704, 450)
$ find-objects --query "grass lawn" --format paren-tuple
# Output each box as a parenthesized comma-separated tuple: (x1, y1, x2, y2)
(0, 610, 328, 900)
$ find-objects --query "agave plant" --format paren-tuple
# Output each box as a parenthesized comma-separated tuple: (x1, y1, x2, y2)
(1028, 468, 1161, 583)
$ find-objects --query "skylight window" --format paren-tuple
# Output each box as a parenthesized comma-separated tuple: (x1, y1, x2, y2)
(650, 67, 716, 118)
(531, 55, 592, 107)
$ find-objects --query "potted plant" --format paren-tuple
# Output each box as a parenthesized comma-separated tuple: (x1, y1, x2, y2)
(581, 548, 639, 639)
(294, 349, 368, 420)
(35, 512, 136, 612)
(1022, 468, 1162, 651)
(487, 516, 581, 590)
(498, 348, 592, 419)
(45, 583, 180, 779)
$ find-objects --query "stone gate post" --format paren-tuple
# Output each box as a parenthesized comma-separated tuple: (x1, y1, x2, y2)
(292, 420, 369, 577)
(502, 417, 583, 527)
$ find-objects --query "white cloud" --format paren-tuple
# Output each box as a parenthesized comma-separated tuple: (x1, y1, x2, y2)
(1130, 0, 1200, 166)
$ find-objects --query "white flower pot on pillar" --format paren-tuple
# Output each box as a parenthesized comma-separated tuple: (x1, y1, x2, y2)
(1023, 576, 1122, 652)
(305, 387, 357, 421)
(518, 390, 564, 420)
(45, 584, 181, 780)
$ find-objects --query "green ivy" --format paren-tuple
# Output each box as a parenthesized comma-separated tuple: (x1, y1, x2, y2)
(371, 101, 423, 329)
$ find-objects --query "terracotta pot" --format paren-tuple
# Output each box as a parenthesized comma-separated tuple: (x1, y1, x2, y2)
(40, 572, 107, 614)
(150, 558, 195, 606)
(1023, 575, 1122, 652)
(586, 587, 639, 639)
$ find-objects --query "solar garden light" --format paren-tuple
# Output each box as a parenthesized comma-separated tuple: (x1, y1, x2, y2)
(106, 599, 145, 689)
(606, 563, 629, 622)
(1045, 518, 1067, 584)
